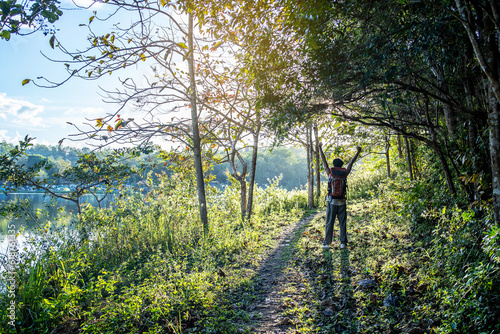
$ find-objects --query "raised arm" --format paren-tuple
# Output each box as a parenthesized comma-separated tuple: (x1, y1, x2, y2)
(345, 146, 362, 175)
(318, 142, 330, 176)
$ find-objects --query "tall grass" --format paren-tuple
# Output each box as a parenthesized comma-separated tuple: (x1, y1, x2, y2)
(0, 172, 308, 333)
(348, 163, 388, 200)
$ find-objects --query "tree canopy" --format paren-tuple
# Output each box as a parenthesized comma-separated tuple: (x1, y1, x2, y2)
(0, 0, 62, 40)
(220, 0, 500, 224)
(7, 0, 500, 224)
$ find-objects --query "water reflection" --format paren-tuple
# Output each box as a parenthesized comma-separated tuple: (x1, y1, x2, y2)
(0, 193, 112, 255)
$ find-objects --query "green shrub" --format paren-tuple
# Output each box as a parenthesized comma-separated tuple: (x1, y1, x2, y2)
(426, 209, 500, 333)
(0, 172, 309, 333)
(348, 158, 389, 200)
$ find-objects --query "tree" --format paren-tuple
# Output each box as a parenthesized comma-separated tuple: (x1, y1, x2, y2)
(30, 0, 283, 232)
(233, 0, 497, 220)
(209, 110, 262, 221)
(313, 123, 321, 203)
(28, 2, 230, 233)
(272, 1, 467, 194)
(282, 122, 318, 208)
(0, 0, 62, 40)
(187, 12, 208, 232)
(453, 0, 500, 223)
(53, 151, 133, 213)
(194, 48, 263, 221)
(0, 136, 134, 215)
(306, 123, 314, 208)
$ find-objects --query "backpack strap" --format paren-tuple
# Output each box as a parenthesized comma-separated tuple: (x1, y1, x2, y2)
(331, 167, 347, 175)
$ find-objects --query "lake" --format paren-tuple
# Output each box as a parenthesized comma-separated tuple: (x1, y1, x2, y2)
(0, 193, 112, 255)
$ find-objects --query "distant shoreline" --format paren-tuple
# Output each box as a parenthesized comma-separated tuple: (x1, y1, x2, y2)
(1, 191, 71, 195)
(0, 191, 109, 196)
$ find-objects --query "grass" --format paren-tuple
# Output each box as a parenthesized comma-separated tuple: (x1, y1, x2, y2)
(1, 172, 498, 333)
(0, 172, 311, 333)
(271, 183, 499, 334)
(293, 199, 417, 333)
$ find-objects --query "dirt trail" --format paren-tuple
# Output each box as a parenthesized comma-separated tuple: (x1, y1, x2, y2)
(247, 212, 321, 334)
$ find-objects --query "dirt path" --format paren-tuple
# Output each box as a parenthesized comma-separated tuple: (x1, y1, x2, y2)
(233, 199, 440, 334)
(246, 211, 321, 334)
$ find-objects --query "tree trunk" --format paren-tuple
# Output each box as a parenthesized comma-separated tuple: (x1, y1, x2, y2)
(444, 104, 459, 138)
(314, 123, 321, 203)
(468, 120, 480, 201)
(246, 125, 260, 220)
(385, 136, 391, 178)
(239, 175, 247, 221)
(423, 104, 456, 195)
(397, 134, 403, 159)
(188, 13, 208, 234)
(488, 91, 500, 224)
(433, 64, 459, 138)
(404, 136, 414, 181)
(465, 41, 480, 201)
(307, 125, 314, 208)
(229, 150, 248, 222)
(411, 139, 421, 179)
(432, 144, 457, 196)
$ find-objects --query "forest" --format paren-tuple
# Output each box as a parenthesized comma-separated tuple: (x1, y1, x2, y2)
(0, 141, 310, 191)
(0, 0, 499, 333)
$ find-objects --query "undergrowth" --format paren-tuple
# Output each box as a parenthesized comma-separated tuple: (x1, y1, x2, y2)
(0, 172, 309, 333)
(287, 178, 499, 334)
(1, 168, 499, 333)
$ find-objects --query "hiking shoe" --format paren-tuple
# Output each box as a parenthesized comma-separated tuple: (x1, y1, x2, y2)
(340, 243, 346, 249)
(322, 244, 329, 250)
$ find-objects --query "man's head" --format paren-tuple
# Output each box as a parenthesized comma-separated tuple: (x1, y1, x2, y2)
(332, 158, 344, 168)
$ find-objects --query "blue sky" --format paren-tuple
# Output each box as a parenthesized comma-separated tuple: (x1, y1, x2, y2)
(1, 3, 233, 151)
(0, 0, 132, 147)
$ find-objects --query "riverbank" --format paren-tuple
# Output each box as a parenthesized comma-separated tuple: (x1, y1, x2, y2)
(0, 175, 310, 333)
(1, 175, 498, 333)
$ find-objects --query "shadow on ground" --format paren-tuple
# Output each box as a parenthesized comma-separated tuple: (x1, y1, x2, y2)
(213, 209, 320, 333)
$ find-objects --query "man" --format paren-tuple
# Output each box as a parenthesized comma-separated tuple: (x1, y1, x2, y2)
(319, 143, 361, 249)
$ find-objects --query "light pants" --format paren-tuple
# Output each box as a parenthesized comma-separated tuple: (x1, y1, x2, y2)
(323, 203, 348, 245)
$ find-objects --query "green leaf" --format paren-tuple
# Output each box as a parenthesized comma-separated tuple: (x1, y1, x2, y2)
(49, 35, 55, 49)
(89, 16, 94, 24)
(0, 30, 11, 41)
(177, 42, 188, 49)
(22, 79, 31, 86)
(308, 38, 319, 50)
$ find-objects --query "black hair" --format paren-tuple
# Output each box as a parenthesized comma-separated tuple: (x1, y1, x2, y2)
(332, 158, 344, 167)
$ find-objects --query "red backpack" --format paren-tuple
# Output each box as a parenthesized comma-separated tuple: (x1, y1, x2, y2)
(328, 167, 347, 199)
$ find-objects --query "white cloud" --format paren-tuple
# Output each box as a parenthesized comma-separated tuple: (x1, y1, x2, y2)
(63, 106, 106, 118)
(60, 106, 107, 128)
(0, 93, 45, 128)
(61, 0, 105, 9)
(0, 130, 23, 144)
